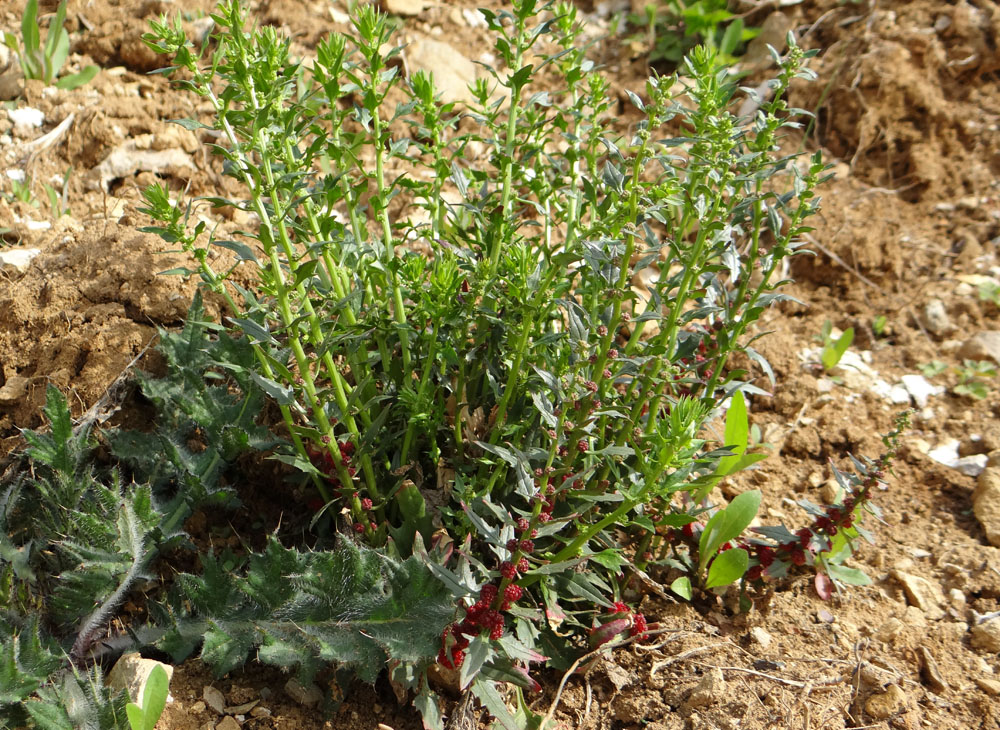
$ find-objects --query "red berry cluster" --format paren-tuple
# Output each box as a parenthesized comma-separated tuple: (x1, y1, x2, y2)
(307, 439, 356, 491)
(438, 581, 516, 668)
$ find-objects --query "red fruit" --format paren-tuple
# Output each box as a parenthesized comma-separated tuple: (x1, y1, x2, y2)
(682, 522, 696, 539)
(610, 601, 630, 615)
(517, 557, 530, 573)
(490, 621, 504, 640)
(361, 497, 373, 510)
(757, 546, 774, 567)
(629, 613, 648, 638)
(504, 584, 523, 602)
(746, 565, 764, 581)
(519, 539, 535, 553)
(507, 538, 520, 553)
(516, 517, 531, 532)
(791, 548, 806, 566)
(796, 528, 812, 547)
(500, 561, 517, 579)
(577, 439, 589, 453)
(437, 649, 452, 668)
(353, 522, 365, 534)
(538, 512, 552, 523)
(719, 542, 732, 552)
(603, 369, 612, 379)
(481, 584, 499, 603)
(608, 349, 618, 359)
(450, 649, 466, 668)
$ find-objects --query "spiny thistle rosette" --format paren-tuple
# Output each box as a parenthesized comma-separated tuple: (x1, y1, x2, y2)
(89, 0, 909, 724)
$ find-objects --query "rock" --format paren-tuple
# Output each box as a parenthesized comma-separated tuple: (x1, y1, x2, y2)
(749, 626, 773, 649)
(927, 439, 988, 477)
(971, 617, 1000, 652)
(976, 677, 1000, 696)
(8, 106, 44, 137)
(875, 617, 904, 643)
(215, 717, 240, 730)
(0, 375, 29, 404)
(973, 468, 1000, 547)
(864, 684, 907, 719)
(918, 647, 947, 692)
(403, 38, 477, 106)
(284, 677, 323, 706)
(203, 685, 226, 714)
(226, 699, 259, 714)
(106, 653, 174, 704)
(891, 570, 945, 620)
(188, 16, 215, 45)
(959, 331, 1000, 366)
(381, 0, 427, 14)
(685, 668, 725, 709)
(899, 374, 943, 408)
(921, 299, 952, 336)
(0, 247, 41, 275)
(949, 588, 967, 608)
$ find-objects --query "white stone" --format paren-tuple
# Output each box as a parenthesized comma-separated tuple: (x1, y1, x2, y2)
(8, 106, 45, 136)
(900, 373, 944, 408)
(928, 440, 988, 477)
(462, 7, 486, 26)
(5, 169, 25, 183)
(0, 247, 41, 274)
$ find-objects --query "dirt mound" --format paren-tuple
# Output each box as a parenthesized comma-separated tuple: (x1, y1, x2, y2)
(0, 222, 206, 454)
(796, 0, 1000, 204)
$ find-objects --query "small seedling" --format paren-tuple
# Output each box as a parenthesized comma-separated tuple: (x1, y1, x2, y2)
(818, 320, 854, 371)
(872, 315, 888, 338)
(954, 360, 997, 400)
(125, 664, 170, 730)
(3, 0, 99, 89)
(42, 167, 73, 218)
(978, 280, 1000, 307)
(919, 359, 995, 400)
(628, 0, 758, 66)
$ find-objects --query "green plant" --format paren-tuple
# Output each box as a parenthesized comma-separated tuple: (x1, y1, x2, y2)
(0, 1, 911, 726)
(978, 280, 1000, 307)
(919, 359, 996, 400)
(954, 360, 996, 400)
(817, 320, 854, 371)
(42, 168, 73, 218)
(6, 173, 37, 206)
(3, 0, 99, 90)
(629, 0, 758, 66)
(872, 314, 888, 337)
(125, 664, 169, 730)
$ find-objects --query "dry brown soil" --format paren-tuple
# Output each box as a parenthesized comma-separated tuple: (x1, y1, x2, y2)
(2, 0, 1000, 728)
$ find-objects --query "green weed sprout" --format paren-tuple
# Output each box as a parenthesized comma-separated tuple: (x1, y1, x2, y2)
(818, 320, 854, 371)
(3, 0, 98, 90)
(125, 665, 169, 730)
